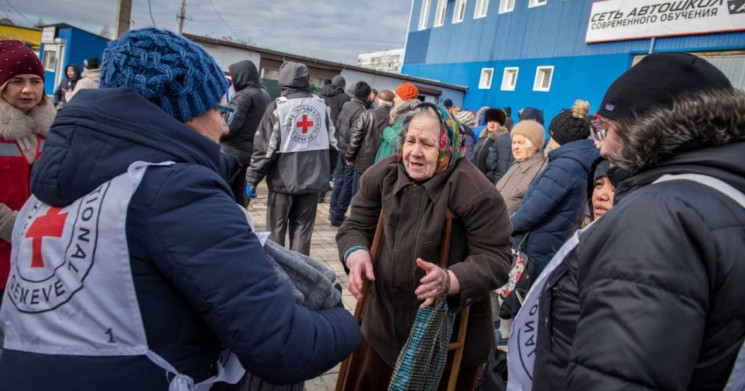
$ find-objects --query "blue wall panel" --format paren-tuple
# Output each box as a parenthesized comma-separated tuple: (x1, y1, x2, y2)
(407, 0, 745, 64)
(403, 53, 633, 128)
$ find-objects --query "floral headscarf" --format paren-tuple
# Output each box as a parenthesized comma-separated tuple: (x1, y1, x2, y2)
(397, 102, 466, 177)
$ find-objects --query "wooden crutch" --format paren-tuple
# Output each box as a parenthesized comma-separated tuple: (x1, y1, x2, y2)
(335, 209, 471, 391)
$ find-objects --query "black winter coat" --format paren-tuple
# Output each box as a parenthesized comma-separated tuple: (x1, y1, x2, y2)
(335, 98, 368, 155)
(472, 136, 495, 177)
(321, 84, 350, 128)
(221, 60, 271, 164)
(532, 91, 745, 391)
(346, 104, 391, 173)
(485, 133, 513, 184)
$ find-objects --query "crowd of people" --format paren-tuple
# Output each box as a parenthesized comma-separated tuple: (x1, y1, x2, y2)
(0, 28, 743, 391)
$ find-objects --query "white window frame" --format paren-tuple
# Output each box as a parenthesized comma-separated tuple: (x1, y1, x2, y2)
(479, 68, 494, 89)
(474, 0, 489, 19)
(533, 66, 554, 92)
(453, 0, 467, 24)
(528, 0, 547, 8)
(499, 0, 516, 13)
(434, 0, 447, 27)
(500, 67, 519, 91)
(42, 48, 57, 72)
(419, 0, 432, 30)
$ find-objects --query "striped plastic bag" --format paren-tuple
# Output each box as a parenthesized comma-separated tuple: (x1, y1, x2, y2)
(388, 300, 456, 391)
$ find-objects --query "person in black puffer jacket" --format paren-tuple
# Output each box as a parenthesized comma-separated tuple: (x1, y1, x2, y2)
(528, 53, 745, 391)
(473, 108, 506, 177)
(221, 60, 271, 205)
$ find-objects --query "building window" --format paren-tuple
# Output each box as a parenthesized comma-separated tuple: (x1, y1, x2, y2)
(453, 0, 467, 24)
(474, 0, 489, 18)
(479, 68, 494, 89)
(528, 0, 547, 8)
(419, 0, 431, 30)
(501, 67, 518, 91)
(499, 0, 516, 13)
(533, 66, 554, 92)
(42, 49, 57, 71)
(434, 0, 447, 27)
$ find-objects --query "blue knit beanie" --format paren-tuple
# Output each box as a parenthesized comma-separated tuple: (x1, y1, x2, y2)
(100, 28, 228, 122)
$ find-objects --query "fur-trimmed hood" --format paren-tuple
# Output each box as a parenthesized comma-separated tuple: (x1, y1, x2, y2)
(0, 98, 56, 140)
(608, 90, 745, 171)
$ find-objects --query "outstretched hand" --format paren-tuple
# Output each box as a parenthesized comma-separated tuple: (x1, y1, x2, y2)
(414, 258, 449, 308)
(346, 249, 375, 301)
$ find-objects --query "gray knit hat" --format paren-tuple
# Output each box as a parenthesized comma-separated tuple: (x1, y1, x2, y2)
(100, 28, 229, 123)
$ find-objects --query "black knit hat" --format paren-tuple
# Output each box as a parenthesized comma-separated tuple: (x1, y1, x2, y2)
(549, 106, 591, 145)
(443, 98, 453, 108)
(484, 108, 506, 125)
(598, 53, 732, 121)
(83, 57, 101, 69)
(354, 81, 371, 100)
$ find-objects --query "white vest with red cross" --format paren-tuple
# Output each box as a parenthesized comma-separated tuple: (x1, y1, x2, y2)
(276, 96, 329, 153)
(0, 161, 244, 390)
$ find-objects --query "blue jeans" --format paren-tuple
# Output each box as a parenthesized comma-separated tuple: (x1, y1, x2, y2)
(352, 170, 363, 196)
(329, 154, 354, 222)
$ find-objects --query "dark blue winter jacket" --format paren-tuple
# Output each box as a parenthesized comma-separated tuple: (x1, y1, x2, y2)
(485, 133, 514, 184)
(0, 88, 361, 390)
(511, 138, 598, 275)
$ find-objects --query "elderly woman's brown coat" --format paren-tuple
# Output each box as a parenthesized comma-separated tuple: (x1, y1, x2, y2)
(496, 151, 548, 215)
(336, 155, 512, 368)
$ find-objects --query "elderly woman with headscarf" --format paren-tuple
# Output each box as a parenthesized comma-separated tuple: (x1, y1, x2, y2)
(337, 103, 512, 390)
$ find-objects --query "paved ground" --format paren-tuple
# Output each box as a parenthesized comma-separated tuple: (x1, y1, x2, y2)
(247, 184, 353, 391)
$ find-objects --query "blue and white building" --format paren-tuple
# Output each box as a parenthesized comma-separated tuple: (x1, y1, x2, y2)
(402, 0, 745, 123)
(39, 24, 110, 96)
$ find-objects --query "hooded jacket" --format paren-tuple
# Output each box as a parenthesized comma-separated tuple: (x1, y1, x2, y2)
(511, 138, 598, 275)
(53, 64, 80, 106)
(221, 60, 271, 164)
(560, 91, 745, 391)
(485, 132, 514, 184)
(247, 62, 337, 194)
(0, 87, 360, 390)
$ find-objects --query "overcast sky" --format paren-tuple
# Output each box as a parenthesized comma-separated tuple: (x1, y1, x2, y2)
(6, 0, 413, 64)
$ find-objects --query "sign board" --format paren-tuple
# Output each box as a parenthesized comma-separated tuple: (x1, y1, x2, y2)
(41, 26, 56, 44)
(586, 0, 745, 43)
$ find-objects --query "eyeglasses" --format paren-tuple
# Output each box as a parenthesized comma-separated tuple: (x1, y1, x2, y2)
(215, 104, 236, 126)
(590, 115, 608, 143)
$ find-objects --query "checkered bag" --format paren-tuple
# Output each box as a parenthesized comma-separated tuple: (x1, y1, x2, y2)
(388, 300, 456, 391)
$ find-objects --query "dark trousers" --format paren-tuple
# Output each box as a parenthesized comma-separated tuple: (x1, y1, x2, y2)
(329, 154, 354, 222)
(230, 164, 248, 206)
(352, 170, 363, 196)
(342, 337, 482, 391)
(266, 192, 317, 256)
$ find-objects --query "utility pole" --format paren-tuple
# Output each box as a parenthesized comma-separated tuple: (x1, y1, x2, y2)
(114, 0, 133, 38)
(177, 0, 187, 34)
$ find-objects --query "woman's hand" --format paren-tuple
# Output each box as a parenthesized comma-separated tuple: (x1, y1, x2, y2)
(415, 258, 459, 308)
(346, 249, 375, 300)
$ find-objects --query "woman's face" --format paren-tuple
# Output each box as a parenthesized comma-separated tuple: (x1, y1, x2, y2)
(66, 67, 76, 78)
(592, 176, 615, 219)
(403, 113, 441, 182)
(512, 134, 537, 162)
(486, 121, 499, 131)
(3, 74, 44, 113)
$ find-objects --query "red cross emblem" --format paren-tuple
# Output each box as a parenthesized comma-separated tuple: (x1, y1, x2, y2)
(24, 207, 68, 268)
(296, 114, 315, 134)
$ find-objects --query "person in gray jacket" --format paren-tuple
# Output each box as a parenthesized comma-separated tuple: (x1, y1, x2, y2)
(221, 59, 271, 206)
(246, 62, 336, 255)
(346, 89, 394, 194)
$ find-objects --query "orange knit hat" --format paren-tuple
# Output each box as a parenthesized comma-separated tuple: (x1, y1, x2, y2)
(396, 82, 419, 100)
